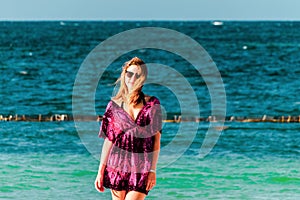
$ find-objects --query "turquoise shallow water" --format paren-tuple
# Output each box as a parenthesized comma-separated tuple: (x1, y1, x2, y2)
(2, 152, 300, 199)
(1, 122, 299, 199)
(1, 21, 300, 199)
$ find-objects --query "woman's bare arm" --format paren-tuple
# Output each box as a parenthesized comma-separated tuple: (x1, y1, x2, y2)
(99, 138, 113, 172)
(95, 138, 113, 192)
(146, 131, 161, 191)
(151, 131, 161, 170)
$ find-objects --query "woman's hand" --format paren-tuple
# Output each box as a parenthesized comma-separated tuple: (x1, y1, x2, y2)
(94, 171, 105, 192)
(146, 172, 156, 191)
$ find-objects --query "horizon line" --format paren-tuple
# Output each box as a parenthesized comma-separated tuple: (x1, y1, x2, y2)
(1, 18, 300, 22)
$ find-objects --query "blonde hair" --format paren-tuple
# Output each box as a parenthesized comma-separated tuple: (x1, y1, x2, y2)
(112, 57, 148, 106)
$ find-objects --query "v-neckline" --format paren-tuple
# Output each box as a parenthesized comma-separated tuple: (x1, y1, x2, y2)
(112, 96, 153, 123)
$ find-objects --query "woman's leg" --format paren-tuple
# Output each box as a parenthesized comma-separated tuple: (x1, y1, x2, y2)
(111, 190, 126, 200)
(125, 191, 146, 200)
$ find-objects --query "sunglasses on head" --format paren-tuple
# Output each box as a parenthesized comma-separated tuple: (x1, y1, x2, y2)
(125, 70, 141, 79)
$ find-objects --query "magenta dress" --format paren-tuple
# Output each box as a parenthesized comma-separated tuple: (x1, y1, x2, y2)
(98, 96, 162, 195)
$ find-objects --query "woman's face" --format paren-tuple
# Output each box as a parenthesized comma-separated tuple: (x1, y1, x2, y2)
(124, 64, 141, 91)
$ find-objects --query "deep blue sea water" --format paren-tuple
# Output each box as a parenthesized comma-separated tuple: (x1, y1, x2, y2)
(1, 21, 300, 199)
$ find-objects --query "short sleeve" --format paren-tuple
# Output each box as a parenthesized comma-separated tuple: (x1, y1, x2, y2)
(150, 97, 162, 134)
(98, 101, 116, 142)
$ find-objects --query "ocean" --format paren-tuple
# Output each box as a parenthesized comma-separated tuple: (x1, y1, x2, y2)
(1, 21, 300, 199)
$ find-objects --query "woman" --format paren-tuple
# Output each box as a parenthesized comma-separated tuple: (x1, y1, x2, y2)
(95, 57, 162, 200)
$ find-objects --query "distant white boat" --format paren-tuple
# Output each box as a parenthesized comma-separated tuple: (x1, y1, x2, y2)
(212, 21, 224, 26)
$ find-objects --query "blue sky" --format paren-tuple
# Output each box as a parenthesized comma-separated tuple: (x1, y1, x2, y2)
(1, 0, 300, 20)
